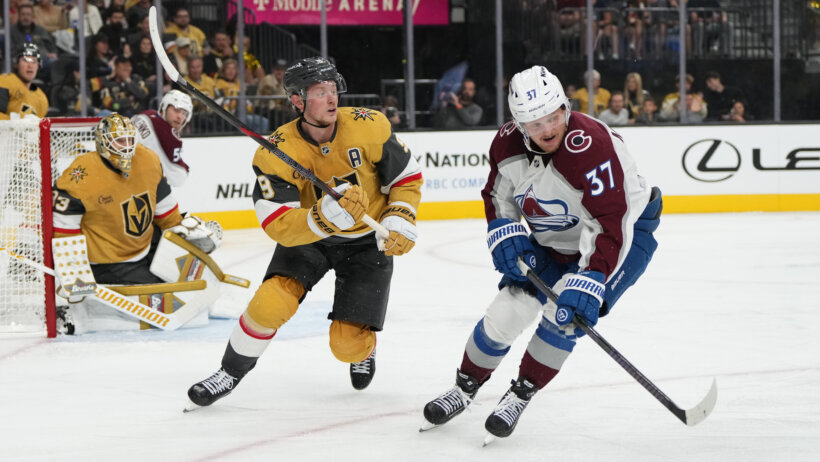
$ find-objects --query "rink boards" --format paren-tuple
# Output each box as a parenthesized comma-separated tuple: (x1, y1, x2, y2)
(177, 123, 820, 229)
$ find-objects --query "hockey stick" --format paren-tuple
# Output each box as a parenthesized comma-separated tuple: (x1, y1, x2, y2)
(147, 7, 389, 240)
(516, 260, 717, 426)
(1, 246, 202, 330)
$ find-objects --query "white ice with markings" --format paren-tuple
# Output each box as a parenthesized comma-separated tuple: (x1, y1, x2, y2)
(2, 212, 819, 461)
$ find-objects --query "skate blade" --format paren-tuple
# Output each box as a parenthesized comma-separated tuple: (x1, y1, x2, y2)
(183, 400, 201, 413)
(419, 419, 439, 432)
(482, 433, 497, 447)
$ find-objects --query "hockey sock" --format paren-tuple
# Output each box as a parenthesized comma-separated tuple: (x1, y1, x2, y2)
(459, 351, 494, 385)
(518, 352, 560, 390)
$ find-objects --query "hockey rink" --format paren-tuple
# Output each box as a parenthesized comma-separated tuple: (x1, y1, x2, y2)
(1, 212, 819, 461)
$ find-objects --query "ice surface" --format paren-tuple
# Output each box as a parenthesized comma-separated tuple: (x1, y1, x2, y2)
(2, 213, 819, 461)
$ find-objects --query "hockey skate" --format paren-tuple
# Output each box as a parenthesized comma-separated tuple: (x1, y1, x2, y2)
(55, 306, 74, 335)
(350, 347, 376, 390)
(185, 368, 241, 412)
(420, 370, 480, 431)
(483, 378, 537, 445)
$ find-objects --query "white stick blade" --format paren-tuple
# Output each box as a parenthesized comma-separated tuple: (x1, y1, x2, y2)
(685, 378, 718, 426)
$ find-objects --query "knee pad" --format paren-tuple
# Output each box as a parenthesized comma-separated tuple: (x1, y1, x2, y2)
(483, 286, 543, 345)
(328, 320, 375, 363)
(245, 276, 305, 330)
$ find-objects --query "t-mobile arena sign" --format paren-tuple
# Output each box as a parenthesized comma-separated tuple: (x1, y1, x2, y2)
(246, 0, 449, 25)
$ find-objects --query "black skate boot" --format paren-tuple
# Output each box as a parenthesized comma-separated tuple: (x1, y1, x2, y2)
(350, 348, 376, 390)
(186, 368, 242, 411)
(421, 369, 481, 431)
(55, 306, 75, 335)
(484, 378, 538, 441)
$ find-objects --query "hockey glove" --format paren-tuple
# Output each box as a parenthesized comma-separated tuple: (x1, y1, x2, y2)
(555, 270, 606, 327)
(486, 218, 536, 281)
(169, 216, 223, 253)
(378, 203, 417, 256)
(312, 183, 370, 233)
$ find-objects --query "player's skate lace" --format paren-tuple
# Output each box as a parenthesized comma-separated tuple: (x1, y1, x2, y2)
(484, 378, 537, 438)
(490, 390, 527, 427)
(350, 348, 376, 390)
(200, 369, 236, 395)
(422, 370, 480, 426)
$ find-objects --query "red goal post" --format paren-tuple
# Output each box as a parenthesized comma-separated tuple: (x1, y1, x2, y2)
(0, 117, 100, 337)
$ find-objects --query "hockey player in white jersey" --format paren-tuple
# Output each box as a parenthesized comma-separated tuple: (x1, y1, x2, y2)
(132, 90, 193, 187)
(421, 65, 663, 441)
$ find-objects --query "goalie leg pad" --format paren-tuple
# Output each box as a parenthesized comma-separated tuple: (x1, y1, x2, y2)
(328, 320, 375, 363)
(246, 276, 305, 330)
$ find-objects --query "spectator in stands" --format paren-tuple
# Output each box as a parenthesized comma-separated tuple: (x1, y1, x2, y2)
(432, 77, 483, 129)
(565, 83, 581, 111)
(68, 0, 103, 38)
(165, 7, 205, 57)
(6, 0, 20, 25)
(702, 71, 746, 122)
(0, 43, 49, 120)
(688, 0, 730, 57)
(215, 58, 268, 133)
(171, 36, 192, 77)
(623, 72, 650, 120)
(102, 0, 128, 24)
(203, 31, 234, 77)
(660, 73, 708, 122)
(634, 97, 659, 124)
(574, 69, 611, 117)
(646, 0, 690, 58)
(595, 0, 620, 59)
(86, 33, 113, 78)
(598, 91, 630, 126)
(10, 4, 58, 71)
(556, 0, 583, 58)
(726, 100, 749, 123)
(127, 13, 150, 50)
(380, 94, 404, 129)
(257, 58, 290, 125)
(235, 34, 266, 84)
(33, 0, 68, 33)
(130, 36, 155, 81)
(622, 0, 649, 60)
(185, 56, 216, 112)
(91, 55, 149, 116)
(126, 0, 153, 30)
(98, 6, 129, 56)
(52, 59, 84, 115)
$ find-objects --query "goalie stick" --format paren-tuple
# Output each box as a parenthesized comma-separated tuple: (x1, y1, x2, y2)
(147, 7, 389, 240)
(516, 259, 718, 427)
(1, 246, 204, 331)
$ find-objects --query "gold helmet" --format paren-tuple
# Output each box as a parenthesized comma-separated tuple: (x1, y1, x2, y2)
(95, 113, 137, 176)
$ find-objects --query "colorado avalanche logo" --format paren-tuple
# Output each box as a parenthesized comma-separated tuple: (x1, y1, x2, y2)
(564, 129, 592, 153)
(515, 185, 579, 232)
(351, 107, 375, 121)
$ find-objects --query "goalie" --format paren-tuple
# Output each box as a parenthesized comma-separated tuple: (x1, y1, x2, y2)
(52, 113, 223, 334)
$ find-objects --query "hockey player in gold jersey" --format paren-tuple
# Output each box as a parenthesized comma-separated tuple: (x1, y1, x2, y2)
(0, 43, 49, 120)
(187, 57, 423, 409)
(52, 113, 223, 334)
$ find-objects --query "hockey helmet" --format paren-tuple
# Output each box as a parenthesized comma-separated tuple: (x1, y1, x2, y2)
(160, 89, 193, 127)
(508, 65, 570, 134)
(15, 42, 41, 66)
(283, 57, 347, 99)
(95, 113, 137, 176)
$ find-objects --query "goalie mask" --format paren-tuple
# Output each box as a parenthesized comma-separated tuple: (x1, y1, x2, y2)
(283, 57, 347, 100)
(508, 66, 570, 145)
(160, 90, 193, 129)
(95, 113, 137, 176)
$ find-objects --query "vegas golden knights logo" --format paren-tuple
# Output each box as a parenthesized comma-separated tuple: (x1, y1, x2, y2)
(121, 192, 154, 237)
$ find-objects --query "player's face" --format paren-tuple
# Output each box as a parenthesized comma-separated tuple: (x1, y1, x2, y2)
(17, 56, 39, 83)
(165, 106, 188, 131)
(522, 107, 567, 154)
(303, 81, 339, 125)
(111, 135, 135, 152)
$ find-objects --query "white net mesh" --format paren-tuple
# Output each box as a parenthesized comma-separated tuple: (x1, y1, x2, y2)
(0, 118, 98, 335)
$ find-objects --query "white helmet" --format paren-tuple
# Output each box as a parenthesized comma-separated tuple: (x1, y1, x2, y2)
(160, 90, 193, 127)
(508, 65, 569, 131)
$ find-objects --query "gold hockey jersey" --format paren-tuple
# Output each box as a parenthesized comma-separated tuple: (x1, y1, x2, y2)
(252, 107, 423, 246)
(0, 72, 49, 120)
(53, 144, 183, 264)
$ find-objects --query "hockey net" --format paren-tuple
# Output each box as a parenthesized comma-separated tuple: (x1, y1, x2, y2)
(0, 117, 99, 337)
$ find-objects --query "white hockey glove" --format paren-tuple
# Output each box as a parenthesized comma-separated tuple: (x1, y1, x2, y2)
(168, 216, 223, 253)
(311, 183, 369, 234)
(377, 203, 417, 256)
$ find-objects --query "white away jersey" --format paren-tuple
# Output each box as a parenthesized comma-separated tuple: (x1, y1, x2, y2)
(482, 112, 652, 280)
(132, 110, 188, 187)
